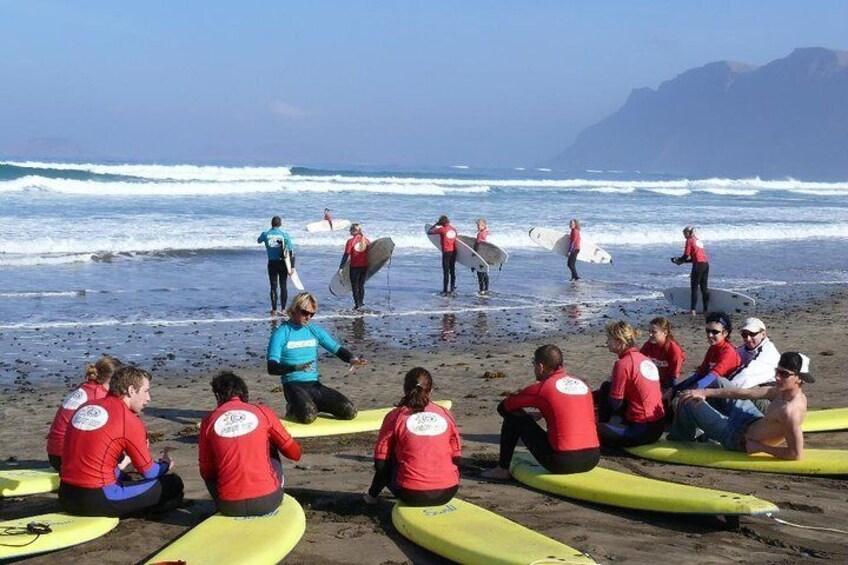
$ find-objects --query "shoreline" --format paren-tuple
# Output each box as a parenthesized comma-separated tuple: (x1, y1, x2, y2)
(1, 286, 847, 563)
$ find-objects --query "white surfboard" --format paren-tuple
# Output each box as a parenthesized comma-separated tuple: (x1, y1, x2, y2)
(457, 235, 509, 268)
(425, 224, 489, 273)
(663, 287, 756, 314)
(306, 219, 352, 232)
(283, 248, 304, 291)
(329, 237, 395, 296)
(528, 227, 612, 264)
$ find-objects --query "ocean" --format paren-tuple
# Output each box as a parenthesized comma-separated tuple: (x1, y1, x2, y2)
(2, 161, 847, 385)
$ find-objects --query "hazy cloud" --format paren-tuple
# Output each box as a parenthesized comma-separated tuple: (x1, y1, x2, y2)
(269, 100, 307, 119)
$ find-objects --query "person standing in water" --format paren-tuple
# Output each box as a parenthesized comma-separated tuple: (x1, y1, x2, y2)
(257, 216, 295, 316)
(428, 215, 458, 296)
(474, 218, 490, 295)
(567, 219, 581, 281)
(672, 226, 709, 315)
(339, 223, 370, 310)
(323, 208, 334, 230)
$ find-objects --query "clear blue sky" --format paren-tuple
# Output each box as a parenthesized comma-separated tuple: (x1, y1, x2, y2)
(1, 1, 846, 168)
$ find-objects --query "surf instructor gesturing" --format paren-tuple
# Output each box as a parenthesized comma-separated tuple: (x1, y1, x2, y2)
(672, 226, 709, 315)
(428, 215, 458, 296)
(267, 292, 367, 424)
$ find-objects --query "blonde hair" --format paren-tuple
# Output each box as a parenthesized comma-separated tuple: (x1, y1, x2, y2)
(85, 355, 123, 385)
(287, 292, 318, 318)
(606, 320, 639, 348)
(476, 218, 487, 229)
(570, 219, 581, 230)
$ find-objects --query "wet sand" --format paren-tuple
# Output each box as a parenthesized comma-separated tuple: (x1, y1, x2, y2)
(2, 288, 847, 564)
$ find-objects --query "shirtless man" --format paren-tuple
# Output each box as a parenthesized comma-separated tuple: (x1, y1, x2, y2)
(668, 351, 811, 460)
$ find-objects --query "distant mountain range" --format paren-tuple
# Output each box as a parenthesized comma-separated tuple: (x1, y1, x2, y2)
(554, 47, 848, 180)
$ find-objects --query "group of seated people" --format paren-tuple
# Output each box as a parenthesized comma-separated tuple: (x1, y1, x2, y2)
(44, 299, 812, 520)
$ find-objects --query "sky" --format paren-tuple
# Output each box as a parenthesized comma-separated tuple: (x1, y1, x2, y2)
(1, 1, 847, 168)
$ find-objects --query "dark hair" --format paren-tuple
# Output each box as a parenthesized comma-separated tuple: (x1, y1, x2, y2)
(399, 367, 433, 413)
(437, 215, 449, 226)
(108, 366, 151, 397)
(705, 311, 732, 334)
(648, 316, 677, 343)
(271, 216, 282, 227)
(211, 371, 249, 404)
(85, 355, 123, 385)
(534, 344, 563, 371)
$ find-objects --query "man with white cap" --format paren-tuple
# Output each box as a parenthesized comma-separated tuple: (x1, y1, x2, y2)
(711, 317, 780, 413)
(669, 352, 812, 460)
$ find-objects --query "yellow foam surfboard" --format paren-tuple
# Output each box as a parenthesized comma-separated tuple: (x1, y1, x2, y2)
(392, 497, 595, 565)
(510, 454, 777, 516)
(283, 400, 453, 438)
(625, 440, 848, 475)
(0, 513, 118, 560)
(145, 495, 305, 565)
(0, 468, 60, 497)
(802, 407, 848, 433)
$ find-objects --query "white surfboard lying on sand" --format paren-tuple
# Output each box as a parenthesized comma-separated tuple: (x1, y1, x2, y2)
(663, 287, 755, 314)
(329, 237, 395, 296)
(306, 219, 351, 232)
(425, 224, 489, 273)
(457, 235, 509, 268)
(283, 248, 304, 291)
(528, 227, 612, 264)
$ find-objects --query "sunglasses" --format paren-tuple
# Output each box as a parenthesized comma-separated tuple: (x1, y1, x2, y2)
(705, 328, 724, 336)
(740, 330, 762, 339)
(297, 308, 316, 318)
(775, 368, 795, 379)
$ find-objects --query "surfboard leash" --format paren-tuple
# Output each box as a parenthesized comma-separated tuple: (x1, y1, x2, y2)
(0, 521, 52, 547)
(765, 513, 848, 535)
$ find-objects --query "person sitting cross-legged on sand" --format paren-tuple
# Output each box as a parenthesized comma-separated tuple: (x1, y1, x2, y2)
(668, 352, 811, 460)
(200, 371, 302, 516)
(364, 367, 461, 506)
(481, 344, 600, 480)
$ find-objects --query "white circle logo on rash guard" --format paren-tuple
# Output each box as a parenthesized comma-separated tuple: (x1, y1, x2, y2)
(354, 241, 368, 252)
(62, 388, 89, 410)
(640, 360, 660, 381)
(406, 412, 448, 436)
(71, 405, 109, 431)
(555, 376, 589, 395)
(445, 230, 456, 239)
(695, 239, 704, 248)
(214, 410, 259, 438)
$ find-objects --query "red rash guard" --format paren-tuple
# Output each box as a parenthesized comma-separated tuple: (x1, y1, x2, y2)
(47, 381, 109, 457)
(609, 348, 665, 423)
(476, 229, 489, 243)
(199, 399, 301, 501)
(430, 224, 458, 252)
(374, 402, 461, 491)
(61, 395, 159, 488)
(569, 228, 581, 252)
(344, 234, 371, 268)
(503, 368, 599, 451)
(684, 235, 708, 263)
(640, 339, 686, 388)
(696, 341, 741, 378)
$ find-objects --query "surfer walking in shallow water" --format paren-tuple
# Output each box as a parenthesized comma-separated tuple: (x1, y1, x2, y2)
(323, 208, 333, 230)
(672, 226, 709, 315)
(338, 223, 370, 310)
(567, 219, 581, 281)
(428, 215, 458, 296)
(257, 216, 295, 316)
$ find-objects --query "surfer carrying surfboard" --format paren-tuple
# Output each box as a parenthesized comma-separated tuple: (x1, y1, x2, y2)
(364, 367, 461, 506)
(258, 216, 296, 316)
(670, 352, 812, 460)
(474, 218, 490, 294)
(428, 216, 458, 296)
(338, 223, 370, 309)
(199, 371, 302, 516)
(481, 345, 600, 480)
(266, 292, 367, 424)
(567, 219, 581, 281)
(594, 321, 666, 448)
(323, 208, 333, 230)
(671, 226, 710, 315)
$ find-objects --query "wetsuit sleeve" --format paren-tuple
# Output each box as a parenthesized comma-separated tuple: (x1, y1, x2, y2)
(502, 382, 543, 412)
(312, 326, 342, 355)
(258, 231, 267, 244)
(428, 225, 443, 235)
(338, 253, 350, 269)
(198, 415, 216, 481)
(267, 326, 303, 375)
(374, 410, 399, 460)
(339, 238, 353, 269)
(673, 371, 718, 392)
(262, 406, 302, 461)
(123, 414, 166, 478)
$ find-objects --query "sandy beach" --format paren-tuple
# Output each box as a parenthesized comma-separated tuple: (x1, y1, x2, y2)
(2, 287, 847, 564)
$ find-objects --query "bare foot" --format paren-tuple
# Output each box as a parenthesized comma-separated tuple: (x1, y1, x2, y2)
(363, 493, 379, 505)
(480, 466, 512, 480)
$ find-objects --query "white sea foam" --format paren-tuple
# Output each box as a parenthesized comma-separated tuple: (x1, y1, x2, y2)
(1, 161, 293, 181)
(0, 290, 85, 298)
